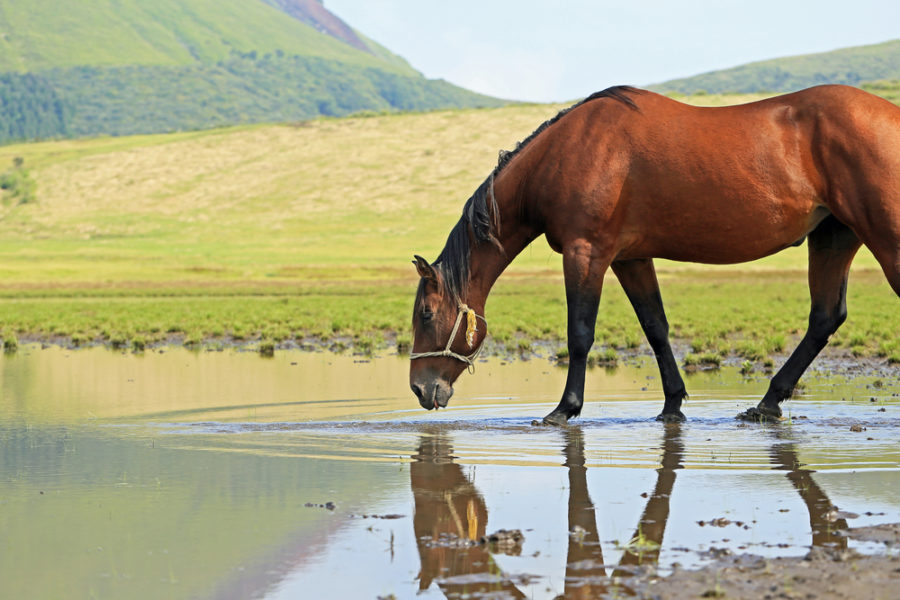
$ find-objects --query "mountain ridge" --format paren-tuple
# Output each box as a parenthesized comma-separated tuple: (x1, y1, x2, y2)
(651, 38, 900, 94)
(259, 0, 372, 54)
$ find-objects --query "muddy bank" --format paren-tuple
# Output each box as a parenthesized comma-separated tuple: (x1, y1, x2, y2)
(10, 333, 900, 380)
(616, 523, 900, 600)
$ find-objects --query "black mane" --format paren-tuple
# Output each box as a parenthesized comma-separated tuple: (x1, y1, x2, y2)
(433, 86, 642, 302)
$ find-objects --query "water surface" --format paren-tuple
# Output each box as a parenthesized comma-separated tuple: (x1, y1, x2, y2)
(1, 346, 897, 599)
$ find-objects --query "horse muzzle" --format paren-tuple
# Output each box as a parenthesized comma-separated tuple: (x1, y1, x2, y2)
(411, 379, 454, 410)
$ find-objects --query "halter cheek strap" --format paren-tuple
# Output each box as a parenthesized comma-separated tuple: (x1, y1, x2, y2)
(409, 303, 488, 373)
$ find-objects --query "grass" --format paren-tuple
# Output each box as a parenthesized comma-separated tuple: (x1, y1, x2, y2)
(1, 270, 895, 360)
(0, 96, 897, 357)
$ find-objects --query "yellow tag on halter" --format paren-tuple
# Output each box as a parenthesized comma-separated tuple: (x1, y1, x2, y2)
(465, 309, 477, 348)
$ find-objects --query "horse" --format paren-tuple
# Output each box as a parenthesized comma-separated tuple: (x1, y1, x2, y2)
(409, 85, 900, 424)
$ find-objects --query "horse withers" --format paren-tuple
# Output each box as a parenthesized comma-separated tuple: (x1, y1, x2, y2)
(410, 85, 900, 424)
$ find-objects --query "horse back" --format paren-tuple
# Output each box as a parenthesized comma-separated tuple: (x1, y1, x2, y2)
(525, 85, 900, 264)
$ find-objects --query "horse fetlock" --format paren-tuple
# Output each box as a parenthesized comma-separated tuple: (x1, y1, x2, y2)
(541, 411, 573, 426)
(656, 410, 686, 423)
(664, 388, 688, 406)
(736, 403, 783, 422)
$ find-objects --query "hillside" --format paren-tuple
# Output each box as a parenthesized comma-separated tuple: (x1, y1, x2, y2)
(0, 0, 505, 143)
(0, 96, 884, 284)
(652, 39, 900, 94)
(0, 0, 409, 73)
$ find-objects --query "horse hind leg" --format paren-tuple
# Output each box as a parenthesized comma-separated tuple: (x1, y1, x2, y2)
(864, 231, 900, 298)
(612, 259, 688, 422)
(741, 216, 861, 420)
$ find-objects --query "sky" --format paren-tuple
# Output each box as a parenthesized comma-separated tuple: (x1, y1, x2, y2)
(325, 0, 900, 103)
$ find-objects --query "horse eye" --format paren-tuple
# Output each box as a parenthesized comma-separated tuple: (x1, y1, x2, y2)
(421, 308, 434, 323)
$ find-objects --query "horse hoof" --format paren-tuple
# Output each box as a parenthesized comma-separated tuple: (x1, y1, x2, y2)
(540, 413, 569, 427)
(655, 411, 686, 423)
(736, 406, 783, 422)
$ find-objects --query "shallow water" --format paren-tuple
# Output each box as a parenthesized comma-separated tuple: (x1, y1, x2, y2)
(1, 346, 897, 599)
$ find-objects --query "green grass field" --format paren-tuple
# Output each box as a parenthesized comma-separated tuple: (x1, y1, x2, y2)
(0, 93, 897, 363)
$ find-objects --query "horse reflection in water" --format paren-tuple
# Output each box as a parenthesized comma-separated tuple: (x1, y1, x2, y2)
(411, 433, 527, 598)
(410, 427, 683, 599)
(560, 425, 684, 598)
(411, 426, 847, 599)
(769, 431, 849, 550)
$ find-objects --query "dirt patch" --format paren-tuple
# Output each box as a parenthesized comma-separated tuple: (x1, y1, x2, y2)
(618, 523, 900, 600)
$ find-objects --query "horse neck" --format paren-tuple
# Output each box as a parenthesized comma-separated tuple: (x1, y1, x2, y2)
(465, 167, 538, 311)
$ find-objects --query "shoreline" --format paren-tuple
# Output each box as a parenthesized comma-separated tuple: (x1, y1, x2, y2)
(6, 333, 899, 380)
(623, 523, 900, 600)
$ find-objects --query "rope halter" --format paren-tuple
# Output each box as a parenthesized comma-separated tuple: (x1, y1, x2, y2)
(410, 303, 487, 373)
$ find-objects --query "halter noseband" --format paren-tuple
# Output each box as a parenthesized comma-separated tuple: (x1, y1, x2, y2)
(409, 303, 487, 372)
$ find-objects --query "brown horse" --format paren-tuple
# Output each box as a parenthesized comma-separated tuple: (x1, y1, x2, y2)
(410, 85, 900, 424)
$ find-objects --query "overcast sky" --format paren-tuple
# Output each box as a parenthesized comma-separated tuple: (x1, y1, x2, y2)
(325, 1, 899, 102)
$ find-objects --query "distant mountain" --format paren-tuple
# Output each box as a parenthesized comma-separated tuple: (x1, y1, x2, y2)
(0, 0, 505, 144)
(651, 39, 900, 94)
(258, 0, 373, 54)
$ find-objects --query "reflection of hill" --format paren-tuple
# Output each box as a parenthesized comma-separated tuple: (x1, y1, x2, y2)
(0, 347, 411, 423)
(0, 428, 403, 600)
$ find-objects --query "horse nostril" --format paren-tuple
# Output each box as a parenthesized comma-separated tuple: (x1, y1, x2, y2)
(411, 383, 425, 402)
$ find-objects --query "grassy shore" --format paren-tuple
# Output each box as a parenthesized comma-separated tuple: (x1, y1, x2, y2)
(0, 92, 898, 365)
(2, 269, 897, 364)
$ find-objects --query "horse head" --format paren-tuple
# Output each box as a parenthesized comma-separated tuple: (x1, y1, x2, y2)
(409, 255, 487, 410)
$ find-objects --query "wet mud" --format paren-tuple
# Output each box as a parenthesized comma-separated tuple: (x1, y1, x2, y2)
(623, 532, 899, 600)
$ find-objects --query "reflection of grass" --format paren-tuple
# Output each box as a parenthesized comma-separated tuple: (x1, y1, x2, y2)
(683, 352, 721, 369)
(2, 333, 17, 353)
(619, 525, 660, 563)
(588, 347, 618, 368)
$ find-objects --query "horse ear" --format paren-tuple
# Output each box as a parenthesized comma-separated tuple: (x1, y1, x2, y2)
(413, 255, 437, 282)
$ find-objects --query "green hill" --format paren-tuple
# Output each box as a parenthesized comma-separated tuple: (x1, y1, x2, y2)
(651, 39, 900, 94)
(0, 0, 505, 143)
(0, 0, 414, 72)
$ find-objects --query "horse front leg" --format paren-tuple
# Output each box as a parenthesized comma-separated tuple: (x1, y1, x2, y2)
(543, 243, 608, 425)
(612, 259, 687, 422)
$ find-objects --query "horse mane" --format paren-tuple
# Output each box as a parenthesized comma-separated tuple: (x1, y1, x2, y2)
(434, 85, 643, 302)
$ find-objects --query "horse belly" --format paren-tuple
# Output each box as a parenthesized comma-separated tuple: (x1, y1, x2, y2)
(618, 130, 826, 264)
(623, 196, 828, 265)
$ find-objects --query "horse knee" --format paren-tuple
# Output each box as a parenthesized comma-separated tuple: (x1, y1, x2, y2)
(568, 329, 594, 359)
